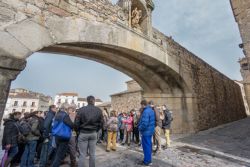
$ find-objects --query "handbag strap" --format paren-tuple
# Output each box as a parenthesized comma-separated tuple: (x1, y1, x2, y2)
(14, 122, 21, 134)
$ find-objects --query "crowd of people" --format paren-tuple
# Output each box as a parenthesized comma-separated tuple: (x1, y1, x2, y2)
(1, 96, 173, 167)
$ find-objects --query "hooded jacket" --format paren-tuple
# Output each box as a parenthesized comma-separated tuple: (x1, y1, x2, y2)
(2, 118, 20, 149)
(26, 115, 41, 141)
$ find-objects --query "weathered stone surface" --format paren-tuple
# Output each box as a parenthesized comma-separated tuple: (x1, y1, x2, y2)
(0, 56, 26, 71)
(25, 3, 42, 15)
(0, 7, 15, 23)
(59, 0, 78, 14)
(34, 0, 46, 8)
(1, 0, 26, 10)
(45, 0, 60, 6)
(0, 67, 22, 124)
(48, 5, 71, 17)
(6, 20, 54, 52)
(0, 31, 31, 58)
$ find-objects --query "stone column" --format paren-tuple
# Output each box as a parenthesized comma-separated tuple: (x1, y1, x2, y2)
(0, 56, 26, 122)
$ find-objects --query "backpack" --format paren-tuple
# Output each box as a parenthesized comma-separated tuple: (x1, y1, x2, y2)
(163, 110, 173, 126)
(108, 118, 118, 132)
(20, 119, 32, 136)
(14, 122, 28, 144)
(52, 113, 72, 140)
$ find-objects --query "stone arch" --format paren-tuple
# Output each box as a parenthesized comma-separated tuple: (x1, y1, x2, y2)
(0, 16, 195, 133)
(2, 17, 191, 95)
(0, 0, 246, 134)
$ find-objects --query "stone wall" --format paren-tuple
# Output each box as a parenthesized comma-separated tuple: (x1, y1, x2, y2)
(230, 0, 250, 58)
(0, 0, 127, 29)
(127, 80, 142, 91)
(0, 56, 26, 122)
(111, 90, 142, 114)
(165, 38, 247, 131)
(230, 0, 250, 109)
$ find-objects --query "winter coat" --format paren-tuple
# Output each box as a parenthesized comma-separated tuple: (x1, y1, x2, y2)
(133, 114, 139, 128)
(103, 114, 109, 130)
(107, 117, 118, 132)
(2, 118, 20, 149)
(26, 115, 41, 141)
(75, 104, 103, 133)
(138, 106, 155, 136)
(118, 114, 123, 129)
(42, 110, 56, 139)
(162, 109, 173, 129)
(154, 108, 162, 128)
(123, 116, 133, 132)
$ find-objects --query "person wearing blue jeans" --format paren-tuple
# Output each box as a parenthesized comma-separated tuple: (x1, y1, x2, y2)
(21, 111, 41, 167)
(138, 100, 155, 166)
(51, 104, 74, 167)
(39, 105, 57, 167)
(20, 140, 37, 167)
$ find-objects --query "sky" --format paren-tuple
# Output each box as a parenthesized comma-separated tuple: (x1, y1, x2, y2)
(11, 0, 243, 101)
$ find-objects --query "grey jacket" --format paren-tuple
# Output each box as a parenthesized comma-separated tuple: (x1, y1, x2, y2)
(26, 115, 41, 141)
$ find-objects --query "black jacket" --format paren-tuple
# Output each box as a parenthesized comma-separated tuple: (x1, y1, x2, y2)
(2, 118, 20, 149)
(75, 104, 103, 133)
(162, 110, 173, 129)
(42, 110, 56, 138)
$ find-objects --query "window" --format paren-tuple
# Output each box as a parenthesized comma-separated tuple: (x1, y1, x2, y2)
(58, 99, 61, 103)
(65, 99, 68, 103)
(78, 103, 80, 108)
(12, 109, 16, 112)
(23, 101, 27, 107)
(31, 102, 35, 107)
(30, 109, 34, 112)
(72, 100, 75, 104)
(22, 109, 25, 113)
(14, 101, 18, 106)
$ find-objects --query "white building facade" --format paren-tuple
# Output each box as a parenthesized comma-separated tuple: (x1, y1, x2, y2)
(4, 88, 52, 118)
(54, 93, 103, 108)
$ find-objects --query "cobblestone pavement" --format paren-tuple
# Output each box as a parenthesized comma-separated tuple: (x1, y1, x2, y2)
(178, 117, 250, 159)
(59, 141, 250, 167)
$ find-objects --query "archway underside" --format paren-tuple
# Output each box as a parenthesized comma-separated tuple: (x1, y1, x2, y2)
(40, 43, 190, 96)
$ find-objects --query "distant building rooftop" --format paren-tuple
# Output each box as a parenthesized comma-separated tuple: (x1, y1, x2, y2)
(97, 102, 111, 107)
(9, 92, 39, 99)
(58, 93, 78, 97)
(78, 97, 86, 101)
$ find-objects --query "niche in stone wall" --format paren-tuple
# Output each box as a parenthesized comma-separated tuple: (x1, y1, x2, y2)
(131, 0, 149, 34)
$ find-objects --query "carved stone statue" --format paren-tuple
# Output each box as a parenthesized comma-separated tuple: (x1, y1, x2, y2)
(146, 0, 155, 10)
(131, 7, 142, 30)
